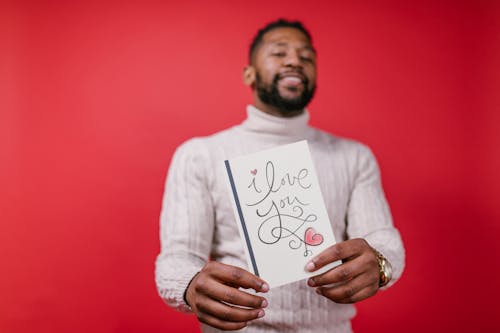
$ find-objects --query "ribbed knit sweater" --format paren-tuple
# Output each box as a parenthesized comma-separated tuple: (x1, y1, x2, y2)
(155, 105, 405, 333)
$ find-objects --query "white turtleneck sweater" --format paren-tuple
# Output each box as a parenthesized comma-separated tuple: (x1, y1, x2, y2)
(155, 105, 405, 333)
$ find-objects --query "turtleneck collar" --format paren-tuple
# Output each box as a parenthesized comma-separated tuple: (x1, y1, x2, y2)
(240, 105, 311, 138)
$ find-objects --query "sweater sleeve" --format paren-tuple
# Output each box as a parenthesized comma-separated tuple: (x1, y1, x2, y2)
(346, 144, 405, 288)
(155, 139, 215, 312)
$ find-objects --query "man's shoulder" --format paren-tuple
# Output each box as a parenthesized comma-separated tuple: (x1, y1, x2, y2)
(172, 126, 239, 158)
(311, 127, 373, 157)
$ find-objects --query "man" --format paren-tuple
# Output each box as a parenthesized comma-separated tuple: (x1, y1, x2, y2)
(156, 19, 405, 332)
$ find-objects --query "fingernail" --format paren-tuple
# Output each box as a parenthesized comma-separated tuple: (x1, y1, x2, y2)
(306, 261, 315, 272)
(315, 288, 322, 295)
(308, 278, 315, 287)
(261, 299, 268, 308)
(257, 309, 265, 318)
(261, 283, 269, 292)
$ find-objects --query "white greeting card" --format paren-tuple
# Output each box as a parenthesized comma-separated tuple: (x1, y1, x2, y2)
(224, 140, 339, 288)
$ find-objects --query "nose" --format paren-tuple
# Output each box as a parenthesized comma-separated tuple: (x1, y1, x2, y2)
(283, 51, 301, 67)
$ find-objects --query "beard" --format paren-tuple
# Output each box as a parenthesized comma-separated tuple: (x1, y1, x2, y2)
(255, 72, 316, 116)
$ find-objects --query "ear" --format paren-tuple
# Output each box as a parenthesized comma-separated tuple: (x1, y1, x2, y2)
(243, 65, 256, 87)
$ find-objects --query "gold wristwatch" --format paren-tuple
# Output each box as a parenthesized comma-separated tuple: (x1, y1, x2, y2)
(373, 249, 393, 287)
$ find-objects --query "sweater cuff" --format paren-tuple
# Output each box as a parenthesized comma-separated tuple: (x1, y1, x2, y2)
(365, 231, 405, 290)
(174, 268, 201, 313)
(156, 263, 202, 313)
(370, 245, 404, 290)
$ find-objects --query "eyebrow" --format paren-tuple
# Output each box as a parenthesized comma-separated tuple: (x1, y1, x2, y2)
(271, 41, 316, 53)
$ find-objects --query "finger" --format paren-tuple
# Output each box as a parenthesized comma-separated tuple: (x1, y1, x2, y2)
(335, 286, 378, 304)
(316, 275, 378, 303)
(206, 262, 269, 292)
(308, 261, 357, 287)
(196, 294, 265, 323)
(308, 251, 377, 287)
(305, 239, 367, 272)
(196, 310, 249, 331)
(197, 277, 267, 309)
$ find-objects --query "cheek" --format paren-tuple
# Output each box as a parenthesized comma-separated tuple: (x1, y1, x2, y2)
(307, 67, 317, 85)
(262, 64, 278, 79)
(258, 59, 279, 76)
(256, 69, 276, 85)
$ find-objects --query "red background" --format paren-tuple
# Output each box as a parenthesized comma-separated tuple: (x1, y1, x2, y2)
(1, 1, 499, 332)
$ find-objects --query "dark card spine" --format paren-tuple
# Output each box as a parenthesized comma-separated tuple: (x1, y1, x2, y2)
(224, 160, 259, 277)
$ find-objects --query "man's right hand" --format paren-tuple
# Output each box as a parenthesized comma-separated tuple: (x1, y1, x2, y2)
(185, 261, 269, 331)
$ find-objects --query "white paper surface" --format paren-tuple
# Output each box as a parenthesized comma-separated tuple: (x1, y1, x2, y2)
(224, 140, 339, 288)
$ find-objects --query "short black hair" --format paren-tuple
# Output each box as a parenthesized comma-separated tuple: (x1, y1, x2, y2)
(249, 18, 313, 64)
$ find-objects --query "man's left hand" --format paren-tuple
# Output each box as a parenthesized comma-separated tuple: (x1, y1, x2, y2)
(305, 238, 380, 303)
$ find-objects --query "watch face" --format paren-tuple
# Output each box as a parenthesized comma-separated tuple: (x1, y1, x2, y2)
(380, 258, 392, 286)
(373, 249, 392, 287)
(384, 258, 393, 280)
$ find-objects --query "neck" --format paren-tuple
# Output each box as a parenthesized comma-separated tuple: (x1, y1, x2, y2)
(253, 99, 305, 118)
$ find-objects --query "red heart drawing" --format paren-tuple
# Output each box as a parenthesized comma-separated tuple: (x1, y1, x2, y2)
(304, 227, 324, 246)
(250, 169, 257, 175)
